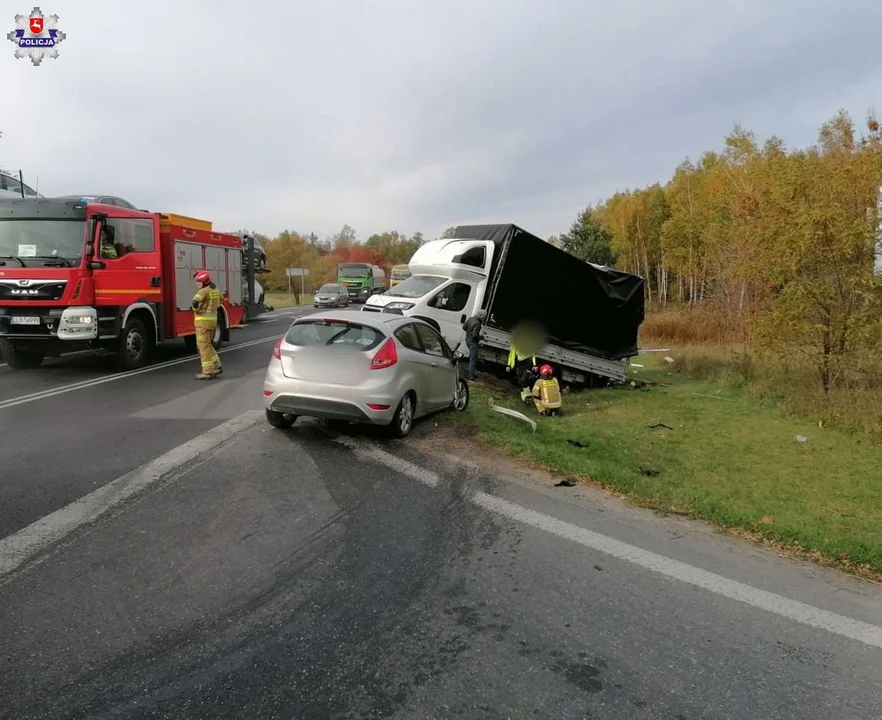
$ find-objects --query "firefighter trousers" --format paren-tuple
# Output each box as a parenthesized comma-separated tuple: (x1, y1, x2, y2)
(195, 324, 221, 375)
(532, 397, 560, 414)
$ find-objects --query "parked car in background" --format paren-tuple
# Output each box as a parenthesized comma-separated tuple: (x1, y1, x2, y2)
(263, 310, 470, 437)
(54, 194, 140, 209)
(314, 283, 350, 308)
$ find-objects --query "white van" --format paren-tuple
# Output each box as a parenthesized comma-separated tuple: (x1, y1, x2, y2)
(362, 239, 487, 352)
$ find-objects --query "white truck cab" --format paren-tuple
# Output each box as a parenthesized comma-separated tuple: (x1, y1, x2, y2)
(362, 239, 495, 351)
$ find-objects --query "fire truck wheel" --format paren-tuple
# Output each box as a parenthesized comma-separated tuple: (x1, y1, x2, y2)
(211, 314, 225, 350)
(0, 339, 45, 369)
(115, 317, 153, 371)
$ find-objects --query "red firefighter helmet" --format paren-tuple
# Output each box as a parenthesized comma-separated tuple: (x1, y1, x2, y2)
(194, 270, 212, 284)
(539, 364, 554, 378)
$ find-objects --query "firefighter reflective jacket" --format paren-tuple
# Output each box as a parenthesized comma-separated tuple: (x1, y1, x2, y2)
(192, 284, 222, 327)
(532, 377, 562, 409)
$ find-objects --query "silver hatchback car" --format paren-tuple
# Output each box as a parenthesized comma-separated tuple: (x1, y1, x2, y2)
(263, 310, 470, 437)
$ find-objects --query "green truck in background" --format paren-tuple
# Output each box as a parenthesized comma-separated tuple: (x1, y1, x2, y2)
(337, 262, 387, 303)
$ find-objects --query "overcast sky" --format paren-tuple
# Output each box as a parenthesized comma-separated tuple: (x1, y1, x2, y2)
(2, 0, 880, 242)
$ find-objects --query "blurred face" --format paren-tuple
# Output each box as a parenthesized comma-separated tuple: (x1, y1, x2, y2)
(511, 320, 547, 355)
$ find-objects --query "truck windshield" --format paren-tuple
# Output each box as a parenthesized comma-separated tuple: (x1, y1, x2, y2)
(391, 268, 410, 280)
(0, 219, 86, 266)
(385, 274, 446, 298)
(339, 264, 369, 277)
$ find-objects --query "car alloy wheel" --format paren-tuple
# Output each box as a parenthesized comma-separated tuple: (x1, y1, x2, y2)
(453, 378, 470, 411)
(399, 395, 413, 433)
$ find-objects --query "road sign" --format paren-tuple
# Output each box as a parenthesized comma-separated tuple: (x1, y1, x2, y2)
(286, 268, 309, 277)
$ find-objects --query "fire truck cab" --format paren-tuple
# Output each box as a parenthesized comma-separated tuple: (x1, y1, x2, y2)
(0, 197, 246, 370)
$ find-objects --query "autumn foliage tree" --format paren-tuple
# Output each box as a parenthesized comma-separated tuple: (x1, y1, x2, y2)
(561, 109, 882, 391)
(259, 226, 427, 292)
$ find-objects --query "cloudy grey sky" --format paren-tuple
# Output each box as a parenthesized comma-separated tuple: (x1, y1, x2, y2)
(2, 0, 880, 242)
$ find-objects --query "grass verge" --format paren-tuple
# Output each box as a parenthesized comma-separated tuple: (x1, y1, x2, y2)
(449, 357, 882, 579)
(265, 292, 314, 309)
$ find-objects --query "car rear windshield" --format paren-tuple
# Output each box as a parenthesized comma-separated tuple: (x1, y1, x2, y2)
(284, 319, 384, 350)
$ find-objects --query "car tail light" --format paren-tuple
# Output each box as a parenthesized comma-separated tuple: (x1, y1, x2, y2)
(370, 337, 397, 369)
(272, 337, 282, 360)
(366, 403, 391, 410)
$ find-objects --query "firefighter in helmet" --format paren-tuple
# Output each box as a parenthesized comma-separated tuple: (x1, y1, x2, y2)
(531, 364, 562, 416)
(192, 270, 223, 379)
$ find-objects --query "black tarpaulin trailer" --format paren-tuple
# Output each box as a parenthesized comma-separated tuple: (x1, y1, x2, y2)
(453, 223, 645, 361)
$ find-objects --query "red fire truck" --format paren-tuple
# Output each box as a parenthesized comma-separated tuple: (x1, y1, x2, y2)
(0, 197, 247, 370)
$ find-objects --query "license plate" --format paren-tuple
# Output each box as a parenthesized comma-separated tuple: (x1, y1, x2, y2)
(10, 316, 40, 325)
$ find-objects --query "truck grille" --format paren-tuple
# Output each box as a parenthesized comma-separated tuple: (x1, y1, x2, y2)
(0, 280, 67, 301)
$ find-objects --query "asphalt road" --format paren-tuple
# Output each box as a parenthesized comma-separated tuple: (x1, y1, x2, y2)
(1, 306, 881, 718)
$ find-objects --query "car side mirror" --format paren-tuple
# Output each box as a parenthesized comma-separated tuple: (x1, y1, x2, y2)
(88, 261, 106, 269)
(452, 350, 464, 363)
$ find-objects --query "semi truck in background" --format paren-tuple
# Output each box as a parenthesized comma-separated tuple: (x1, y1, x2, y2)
(389, 264, 411, 287)
(0, 197, 252, 370)
(337, 262, 386, 302)
(362, 223, 645, 386)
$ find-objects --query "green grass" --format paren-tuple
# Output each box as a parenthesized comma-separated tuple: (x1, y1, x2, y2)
(265, 292, 314, 309)
(452, 358, 882, 577)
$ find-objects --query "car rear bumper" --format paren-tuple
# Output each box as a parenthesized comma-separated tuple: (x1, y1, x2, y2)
(263, 368, 400, 425)
(266, 393, 395, 424)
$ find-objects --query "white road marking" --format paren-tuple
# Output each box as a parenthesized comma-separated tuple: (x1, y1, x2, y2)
(0, 334, 282, 410)
(335, 437, 882, 651)
(0, 411, 263, 581)
(331, 436, 440, 487)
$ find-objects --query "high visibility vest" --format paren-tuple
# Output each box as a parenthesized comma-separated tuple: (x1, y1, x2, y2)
(533, 378, 562, 408)
(193, 286, 222, 325)
(507, 345, 536, 367)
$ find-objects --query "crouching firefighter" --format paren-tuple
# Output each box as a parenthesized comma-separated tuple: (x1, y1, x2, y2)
(192, 270, 223, 380)
(531, 364, 562, 416)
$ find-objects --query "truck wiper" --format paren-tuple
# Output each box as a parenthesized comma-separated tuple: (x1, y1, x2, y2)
(0, 254, 26, 267)
(31, 255, 72, 267)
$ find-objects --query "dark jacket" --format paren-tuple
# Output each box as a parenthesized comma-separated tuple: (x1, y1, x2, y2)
(463, 315, 483, 346)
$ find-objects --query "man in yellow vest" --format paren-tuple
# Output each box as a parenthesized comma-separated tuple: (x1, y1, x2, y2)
(506, 343, 538, 402)
(192, 270, 223, 379)
(531, 364, 562, 416)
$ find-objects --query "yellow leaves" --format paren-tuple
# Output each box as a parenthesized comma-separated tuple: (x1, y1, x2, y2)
(582, 107, 882, 385)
